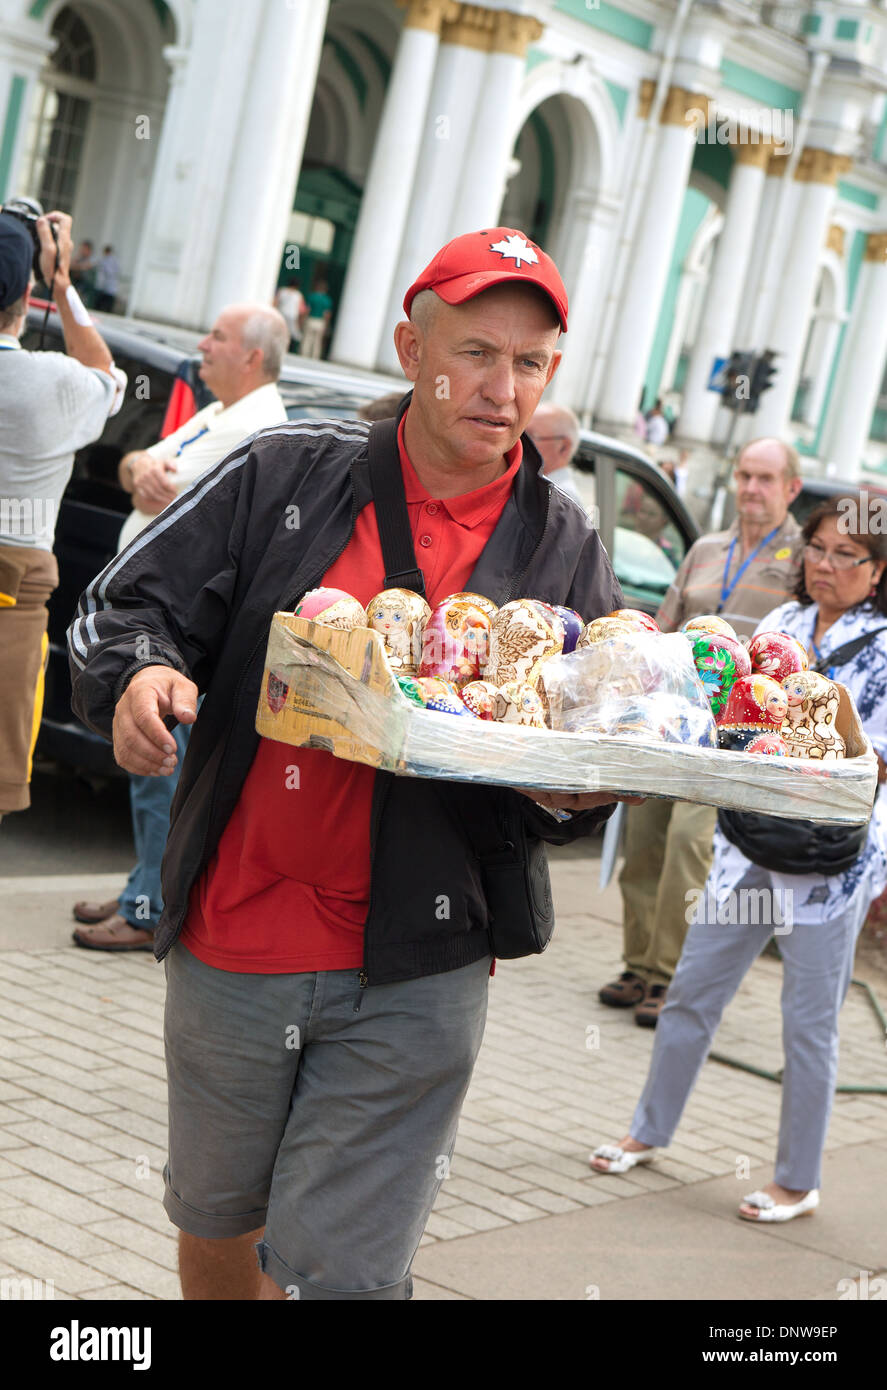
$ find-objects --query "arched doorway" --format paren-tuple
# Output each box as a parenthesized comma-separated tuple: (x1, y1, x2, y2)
(19, 0, 175, 310)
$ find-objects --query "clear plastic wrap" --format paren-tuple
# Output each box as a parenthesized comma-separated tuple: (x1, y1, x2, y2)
(541, 632, 717, 747)
(255, 615, 878, 826)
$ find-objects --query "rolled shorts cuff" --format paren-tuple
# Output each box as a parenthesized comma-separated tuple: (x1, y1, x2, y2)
(163, 1164, 267, 1239)
(257, 1239, 413, 1301)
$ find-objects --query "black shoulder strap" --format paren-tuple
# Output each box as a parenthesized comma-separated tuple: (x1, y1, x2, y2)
(812, 625, 887, 672)
(366, 416, 426, 598)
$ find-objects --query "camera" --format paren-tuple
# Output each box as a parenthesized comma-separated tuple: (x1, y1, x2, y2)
(0, 196, 59, 279)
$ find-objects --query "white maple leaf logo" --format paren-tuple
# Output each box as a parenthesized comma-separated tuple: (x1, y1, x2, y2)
(489, 234, 539, 269)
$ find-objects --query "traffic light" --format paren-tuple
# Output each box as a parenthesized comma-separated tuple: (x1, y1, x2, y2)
(721, 351, 753, 411)
(749, 350, 778, 409)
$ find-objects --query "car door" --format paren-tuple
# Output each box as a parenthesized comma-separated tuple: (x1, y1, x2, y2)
(573, 437, 698, 615)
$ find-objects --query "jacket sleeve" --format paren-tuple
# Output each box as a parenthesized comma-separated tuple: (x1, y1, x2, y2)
(564, 523, 624, 621)
(67, 438, 258, 740)
(516, 794, 616, 843)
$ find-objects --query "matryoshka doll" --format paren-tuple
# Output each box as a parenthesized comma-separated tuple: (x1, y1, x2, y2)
(461, 680, 499, 720)
(367, 588, 431, 675)
(745, 732, 790, 756)
(492, 681, 547, 728)
(551, 605, 584, 654)
(608, 608, 661, 634)
(681, 614, 738, 641)
(485, 599, 564, 688)
(440, 591, 499, 622)
(717, 674, 789, 751)
(576, 616, 635, 648)
(748, 631, 808, 684)
(686, 631, 752, 720)
(294, 587, 368, 630)
(418, 596, 492, 688)
(414, 676, 473, 716)
(780, 670, 845, 759)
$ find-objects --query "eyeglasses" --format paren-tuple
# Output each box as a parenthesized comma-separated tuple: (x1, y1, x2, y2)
(803, 543, 875, 572)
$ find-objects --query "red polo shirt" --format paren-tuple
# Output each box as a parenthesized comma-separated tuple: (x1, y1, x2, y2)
(179, 415, 522, 972)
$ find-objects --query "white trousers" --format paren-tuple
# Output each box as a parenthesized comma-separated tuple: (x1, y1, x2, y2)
(630, 864, 869, 1190)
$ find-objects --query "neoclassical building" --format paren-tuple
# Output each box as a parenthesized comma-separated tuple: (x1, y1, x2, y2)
(1, 0, 886, 477)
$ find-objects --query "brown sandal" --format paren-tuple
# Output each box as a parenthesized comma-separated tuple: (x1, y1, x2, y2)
(635, 983, 668, 1028)
(598, 971, 646, 1008)
(72, 897, 121, 924)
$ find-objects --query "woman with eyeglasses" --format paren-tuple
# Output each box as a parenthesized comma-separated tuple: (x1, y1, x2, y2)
(589, 494, 887, 1224)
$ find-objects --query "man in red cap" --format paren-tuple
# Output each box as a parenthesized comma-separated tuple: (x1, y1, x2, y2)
(69, 226, 633, 1301)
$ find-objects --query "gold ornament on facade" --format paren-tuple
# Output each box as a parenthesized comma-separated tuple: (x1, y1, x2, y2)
(794, 147, 853, 185)
(767, 148, 790, 176)
(825, 224, 845, 257)
(864, 232, 887, 264)
(733, 136, 773, 169)
(660, 86, 711, 128)
(399, 0, 461, 33)
(637, 78, 656, 121)
(441, 2, 498, 51)
(492, 12, 544, 57)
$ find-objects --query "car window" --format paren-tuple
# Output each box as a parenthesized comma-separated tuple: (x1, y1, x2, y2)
(613, 468, 686, 604)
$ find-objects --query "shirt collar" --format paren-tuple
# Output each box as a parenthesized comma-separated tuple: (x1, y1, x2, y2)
(0, 333, 21, 350)
(397, 411, 522, 529)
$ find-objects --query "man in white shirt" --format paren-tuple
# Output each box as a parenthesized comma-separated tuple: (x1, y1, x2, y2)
(72, 302, 288, 948)
(527, 401, 586, 509)
(0, 208, 124, 820)
(117, 302, 289, 549)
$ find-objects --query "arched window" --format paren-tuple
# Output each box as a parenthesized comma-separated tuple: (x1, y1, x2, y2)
(21, 6, 97, 214)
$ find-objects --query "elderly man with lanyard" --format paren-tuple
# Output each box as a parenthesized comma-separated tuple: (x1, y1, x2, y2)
(68, 227, 639, 1301)
(601, 438, 803, 1026)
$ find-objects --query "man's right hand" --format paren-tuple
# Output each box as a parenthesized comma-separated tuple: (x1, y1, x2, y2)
(130, 453, 178, 509)
(36, 211, 71, 289)
(113, 666, 198, 775)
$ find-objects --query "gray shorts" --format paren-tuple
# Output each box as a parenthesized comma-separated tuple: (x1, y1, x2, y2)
(162, 943, 490, 1299)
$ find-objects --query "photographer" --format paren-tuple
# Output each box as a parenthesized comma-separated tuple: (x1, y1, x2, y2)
(0, 207, 124, 819)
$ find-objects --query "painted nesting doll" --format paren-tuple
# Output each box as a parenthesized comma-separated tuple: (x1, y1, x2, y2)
(717, 674, 789, 752)
(492, 681, 547, 728)
(745, 732, 790, 756)
(440, 592, 499, 622)
(460, 680, 500, 721)
(294, 587, 368, 630)
(608, 608, 661, 634)
(780, 670, 845, 759)
(486, 599, 564, 688)
(686, 631, 752, 720)
(418, 596, 492, 688)
(681, 615, 738, 641)
(576, 617, 636, 648)
(748, 630, 808, 684)
(367, 588, 431, 674)
(551, 605, 585, 654)
(414, 676, 473, 716)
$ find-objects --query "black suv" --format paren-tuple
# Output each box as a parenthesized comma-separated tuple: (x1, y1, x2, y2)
(22, 308, 699, 778)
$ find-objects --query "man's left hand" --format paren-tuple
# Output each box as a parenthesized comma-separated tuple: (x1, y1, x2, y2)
(513, 788, 646, 811)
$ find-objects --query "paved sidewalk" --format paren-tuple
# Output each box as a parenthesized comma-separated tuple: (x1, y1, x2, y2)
(0, 852, 885, 1301)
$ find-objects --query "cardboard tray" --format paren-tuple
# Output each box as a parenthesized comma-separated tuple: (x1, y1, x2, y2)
(255, 614, 878, 826)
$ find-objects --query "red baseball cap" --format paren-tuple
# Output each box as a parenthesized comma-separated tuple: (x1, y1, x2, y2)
(403, 227, 568, 332)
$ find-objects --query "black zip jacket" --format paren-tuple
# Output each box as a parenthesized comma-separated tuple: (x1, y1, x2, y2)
(68, 398, 624, 983)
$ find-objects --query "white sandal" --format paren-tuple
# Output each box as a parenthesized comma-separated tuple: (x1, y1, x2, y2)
(738, 1189, 820, 1222)
(589, 1143, 657, 1174)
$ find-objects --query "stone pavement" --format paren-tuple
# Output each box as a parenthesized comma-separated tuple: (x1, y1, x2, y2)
(0, 850, 885, 1301)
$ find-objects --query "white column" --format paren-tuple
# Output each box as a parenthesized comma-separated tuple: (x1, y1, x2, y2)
(678, 142, 769, 442)
(132, 0, 329, 327)
(448, 11, 543, 235)
(203, 0, 330, 318)
(548, 194, 620, 409)
(752, 148, 850, 440)
(331, 0, 456, 370)
(596, 87, 709, 429)
(732, 153, 789, 349)
(820, 233, 887, 478)
(376, 4, 494, 374)
(0, 21, 54, 202)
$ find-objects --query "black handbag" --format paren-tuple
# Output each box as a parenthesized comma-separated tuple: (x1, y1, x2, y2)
(365, 417, 554, 957)
(717, 625, 887, 875)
